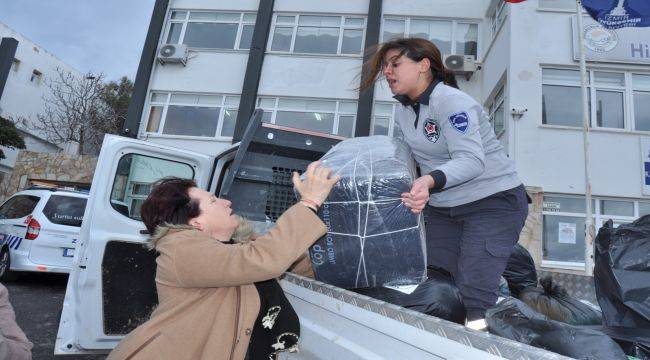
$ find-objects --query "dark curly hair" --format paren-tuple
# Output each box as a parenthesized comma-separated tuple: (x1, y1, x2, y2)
(140, 177, 200, 235)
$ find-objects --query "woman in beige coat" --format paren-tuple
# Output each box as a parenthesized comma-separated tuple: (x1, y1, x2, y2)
(108, 161, 339, 360)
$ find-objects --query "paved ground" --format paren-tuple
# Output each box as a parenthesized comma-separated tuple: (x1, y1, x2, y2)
(4, 273, 106, 360)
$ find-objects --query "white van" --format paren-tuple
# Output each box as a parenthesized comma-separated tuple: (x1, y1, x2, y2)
(55, 115, 560, 359)
(0, 188, 88, 281)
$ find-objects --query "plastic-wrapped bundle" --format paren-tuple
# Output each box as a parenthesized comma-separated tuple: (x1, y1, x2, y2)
(307, 136, 427, 289)
(594, 217, 650, 329)
(519, 276, 602, 325)
(486, 297, 627, 360)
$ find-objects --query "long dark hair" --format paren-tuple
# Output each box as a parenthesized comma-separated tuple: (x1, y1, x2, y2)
(360, 37, 459, 92)
(140, 177, 200, 234)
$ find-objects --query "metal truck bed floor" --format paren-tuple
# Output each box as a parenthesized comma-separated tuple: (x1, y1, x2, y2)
(280, 273, 571, 360)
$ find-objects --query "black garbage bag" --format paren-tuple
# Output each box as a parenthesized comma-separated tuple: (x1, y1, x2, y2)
(519, 276, 602, 325)
(594, 218, 650, 329)
(486, 297, 627, 360)
(582, 326, 650, 360)
(307, 136, 427, 289)
(353, 267, 466, 325)
(502, 244, 537, 297)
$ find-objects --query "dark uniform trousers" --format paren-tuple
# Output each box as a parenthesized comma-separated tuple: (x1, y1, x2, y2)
(424, 184, 529, 321)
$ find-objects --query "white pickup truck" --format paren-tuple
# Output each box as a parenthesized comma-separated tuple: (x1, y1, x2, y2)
(55, 112, 567, 359)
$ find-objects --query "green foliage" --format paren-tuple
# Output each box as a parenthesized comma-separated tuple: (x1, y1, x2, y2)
(101, 76, 134, 134)
(0, 117, 26, 160)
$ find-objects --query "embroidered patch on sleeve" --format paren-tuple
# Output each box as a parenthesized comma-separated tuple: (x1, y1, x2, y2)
(448, 111, 470, 134)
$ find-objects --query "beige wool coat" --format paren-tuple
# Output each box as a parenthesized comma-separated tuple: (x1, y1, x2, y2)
(107, 204, 326, 360)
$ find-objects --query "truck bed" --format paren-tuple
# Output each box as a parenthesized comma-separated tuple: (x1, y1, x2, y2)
(280, 273, 570, 360)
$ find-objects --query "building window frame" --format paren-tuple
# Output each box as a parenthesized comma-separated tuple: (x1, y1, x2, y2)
(632, 73, 650, 132)
(30, 69, 42, 84)
(540, 68, 650, 131)
(591, 71, 626, 130)
(143, 91, 241, 139)
(490, 0, 508, 38)
(487, 85, 506, 138)
(380, 16, 480, 59)
(541, 68, 588, 128)
(257, 96, 357, 137)
(371, 101, 405, 138)
(127, 182, 153, 219)
(267, 13, 367, 56)
(11, 58, 20, 72)
(163, 9, 256, 51)
(542, 194, 647, 270)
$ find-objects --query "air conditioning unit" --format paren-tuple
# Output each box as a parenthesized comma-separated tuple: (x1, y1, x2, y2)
(443, 54, 478, 79)
(157, 44, 188, 65)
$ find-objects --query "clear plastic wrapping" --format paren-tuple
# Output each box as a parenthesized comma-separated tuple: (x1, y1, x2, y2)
(306, 136, 427, 289)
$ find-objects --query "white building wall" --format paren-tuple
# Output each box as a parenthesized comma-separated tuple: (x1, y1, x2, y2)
(506, 1, 650, 199)
(259, 56, 361, 99)
(139, 0, 258, 154)
(150, 52, 249, 93)
(141, 0, 489, 155)
(480, 18, 509, 101)
(382, 0, 487, 19)
(0, 23, 82, 171)
(172, 0, 258, 11)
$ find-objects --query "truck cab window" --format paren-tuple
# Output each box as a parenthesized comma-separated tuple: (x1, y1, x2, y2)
(110, 153, 194, 220)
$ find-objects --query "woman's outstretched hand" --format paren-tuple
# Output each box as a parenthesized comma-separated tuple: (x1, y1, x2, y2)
(401, 175, 434, 214)
(293, 161, 341, 208)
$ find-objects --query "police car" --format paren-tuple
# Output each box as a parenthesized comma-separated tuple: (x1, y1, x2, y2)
(0, 187, 88, 281)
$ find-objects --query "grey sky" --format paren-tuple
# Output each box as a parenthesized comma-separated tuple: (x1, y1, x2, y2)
(0, 0, 155, 82)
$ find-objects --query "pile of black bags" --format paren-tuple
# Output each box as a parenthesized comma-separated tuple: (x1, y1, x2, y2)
(594, 218, 650, 328)
(490, 218, 650, 359)
(590, 327, 650, 360)
(502, 244, 538, 297)
(354, 267, 466, 325)
(502, 244, 602, 326)
(489, 243, 618, 358)
(592, 218, 650, 359)
(519, 276, 602, 325)
(486, 297, 627, 360)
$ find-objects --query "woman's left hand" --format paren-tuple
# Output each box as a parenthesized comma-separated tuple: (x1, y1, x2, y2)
(401, 175, 434, 214)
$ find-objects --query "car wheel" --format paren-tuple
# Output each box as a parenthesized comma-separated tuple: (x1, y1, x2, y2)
(0, 247, 18, 282)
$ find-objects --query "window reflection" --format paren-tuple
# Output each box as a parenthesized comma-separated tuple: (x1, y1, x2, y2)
(111, 154, 194, 220)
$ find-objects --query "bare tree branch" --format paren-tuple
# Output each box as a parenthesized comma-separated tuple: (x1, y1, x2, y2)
(32, 67, 109, 155)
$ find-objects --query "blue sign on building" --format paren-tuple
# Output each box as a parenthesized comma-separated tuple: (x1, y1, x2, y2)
(582, 0, 650, 29)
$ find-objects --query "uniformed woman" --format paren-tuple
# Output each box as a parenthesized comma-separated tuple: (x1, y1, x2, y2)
(361, 38, 529, 321)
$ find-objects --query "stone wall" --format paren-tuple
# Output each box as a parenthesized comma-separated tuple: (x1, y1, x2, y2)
(0, 151, 97, 201)
(520, 186, 543, 269)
